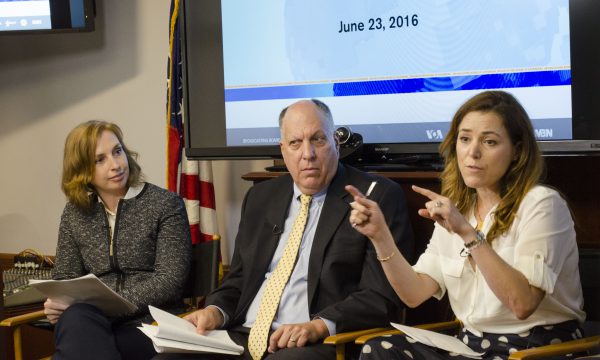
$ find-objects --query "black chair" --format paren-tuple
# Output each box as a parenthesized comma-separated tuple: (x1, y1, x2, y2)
(183, 236, 222, 307)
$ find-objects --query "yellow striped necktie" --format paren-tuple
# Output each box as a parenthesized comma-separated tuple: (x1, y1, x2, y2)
(248, 194, 312, 360)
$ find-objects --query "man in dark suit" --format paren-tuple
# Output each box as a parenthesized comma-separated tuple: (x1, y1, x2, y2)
(169, 99, 414, 360)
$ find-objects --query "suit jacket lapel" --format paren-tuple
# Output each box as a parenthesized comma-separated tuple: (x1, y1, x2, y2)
(306, 164, 351, 306)
(245, 178, 293, 308)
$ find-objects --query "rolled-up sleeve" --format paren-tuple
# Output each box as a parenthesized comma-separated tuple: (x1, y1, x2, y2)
(412, 224, 449, 300)
(512, 189, 575, 294)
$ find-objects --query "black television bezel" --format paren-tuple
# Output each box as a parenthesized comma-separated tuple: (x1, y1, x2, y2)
(181, 0, 600, 161)
(0, 0, 95, 35)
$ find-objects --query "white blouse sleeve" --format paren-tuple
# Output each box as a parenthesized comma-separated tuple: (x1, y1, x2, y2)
(412, 223, 450, 300)
(512, 187, 577, 294)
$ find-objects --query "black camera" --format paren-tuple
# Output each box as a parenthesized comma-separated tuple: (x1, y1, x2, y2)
(335, 126, 363, 162)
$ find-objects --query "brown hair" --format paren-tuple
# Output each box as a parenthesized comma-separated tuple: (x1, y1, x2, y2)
(439, 91, 543, 242)
(61, 120, 143, 211)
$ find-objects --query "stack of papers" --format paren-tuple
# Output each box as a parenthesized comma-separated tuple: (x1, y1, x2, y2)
(28, 274, 136, 317)
(139, 306, 244, 355)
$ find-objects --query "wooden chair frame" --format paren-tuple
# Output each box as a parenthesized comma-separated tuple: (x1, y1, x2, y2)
(323, 320, 461, 360)
(0, 309, 47, 360)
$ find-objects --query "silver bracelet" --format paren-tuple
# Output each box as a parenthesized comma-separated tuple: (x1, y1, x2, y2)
(464, 230, 486, 249)
(461, 230, 486, 256)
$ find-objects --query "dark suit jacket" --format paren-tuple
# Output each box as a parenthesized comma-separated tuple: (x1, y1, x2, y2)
(205, 163, 414, 333)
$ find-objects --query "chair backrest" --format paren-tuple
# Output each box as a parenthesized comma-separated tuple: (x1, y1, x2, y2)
(183, 238, 221, 300)
(579, 248, 600, 336)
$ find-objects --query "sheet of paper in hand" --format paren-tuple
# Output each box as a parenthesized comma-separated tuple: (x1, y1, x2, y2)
(391, 322, 484, 359)
(29, 273, 136, 317)
(138, 305, 244, 355)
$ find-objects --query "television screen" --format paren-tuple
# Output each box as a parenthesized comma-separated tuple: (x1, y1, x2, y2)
(0, 0, 94, 33)
(181, 0, 600, 162)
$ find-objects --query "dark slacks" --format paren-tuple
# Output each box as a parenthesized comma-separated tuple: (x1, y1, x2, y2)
(152, 327, 337, 360)
(53, 303, 156, 360)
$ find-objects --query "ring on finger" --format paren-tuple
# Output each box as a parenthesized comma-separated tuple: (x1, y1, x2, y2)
(435, 200, 442, 207)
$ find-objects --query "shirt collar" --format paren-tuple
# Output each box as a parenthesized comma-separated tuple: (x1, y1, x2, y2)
(124, 183, 144, 199)
(292, 183, 327, 204)
(98, 183, 145, 214)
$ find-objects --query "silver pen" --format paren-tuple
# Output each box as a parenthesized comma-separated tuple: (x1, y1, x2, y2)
(365, 181, 377, 198)
(351, 181, 378, 228)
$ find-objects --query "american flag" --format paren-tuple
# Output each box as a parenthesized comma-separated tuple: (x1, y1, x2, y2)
(166, 0, 220, 247)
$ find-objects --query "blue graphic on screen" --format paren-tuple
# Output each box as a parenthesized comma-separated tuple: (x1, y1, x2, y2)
(225, 71, 570, 102)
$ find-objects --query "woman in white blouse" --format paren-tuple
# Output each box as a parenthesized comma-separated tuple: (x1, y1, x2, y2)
(347, 91, 585, 360)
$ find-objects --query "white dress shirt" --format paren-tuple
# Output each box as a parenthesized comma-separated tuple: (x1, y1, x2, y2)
(413, 185, 585, 336)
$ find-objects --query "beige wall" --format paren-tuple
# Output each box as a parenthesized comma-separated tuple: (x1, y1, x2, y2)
(0, 0, 269, 263)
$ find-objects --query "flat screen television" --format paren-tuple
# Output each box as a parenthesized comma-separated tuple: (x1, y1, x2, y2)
(181, 0, 600, 166)
(0, 0, 95, 34)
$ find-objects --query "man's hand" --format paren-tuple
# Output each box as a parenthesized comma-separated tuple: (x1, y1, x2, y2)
(267, 319, 329, 353)
(183, 306, 224, 335)
(43, 298, 70, 324)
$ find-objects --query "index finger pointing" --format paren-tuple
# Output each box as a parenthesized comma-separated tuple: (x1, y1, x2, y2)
(345, 185, 365, 199)
(411, 185, 441, 200)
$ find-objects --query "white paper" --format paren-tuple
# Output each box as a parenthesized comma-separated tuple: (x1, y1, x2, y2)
(139, 324, 243, 355)
(391, 322, 484, 358)
(140, 305, 244, 355)
(28, 273, 136, 317)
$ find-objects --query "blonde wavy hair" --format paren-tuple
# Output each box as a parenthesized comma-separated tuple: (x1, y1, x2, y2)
(61, 121, 143, 212)
(439, 91, 543, 242)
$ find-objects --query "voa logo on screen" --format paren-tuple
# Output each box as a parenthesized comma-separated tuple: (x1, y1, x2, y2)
(426, 129, 444, 140)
